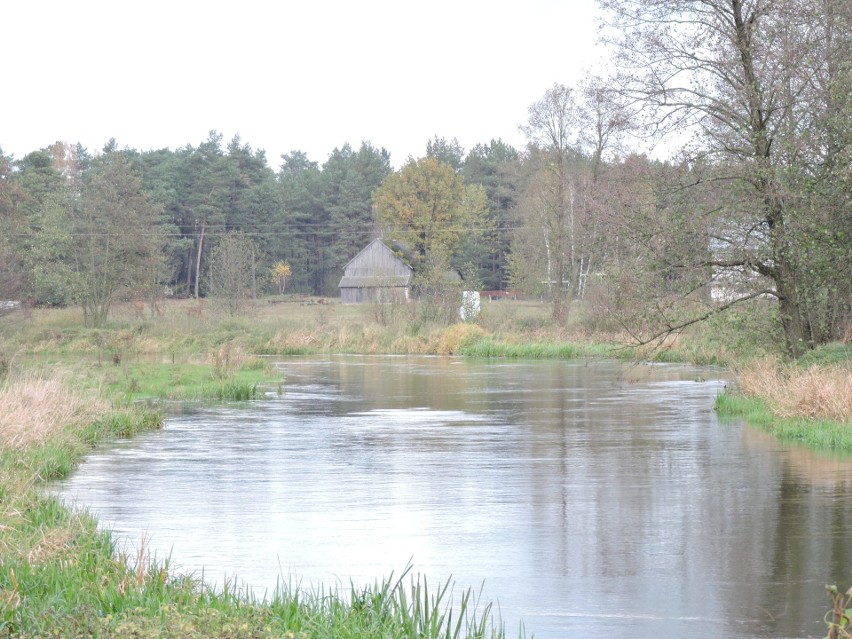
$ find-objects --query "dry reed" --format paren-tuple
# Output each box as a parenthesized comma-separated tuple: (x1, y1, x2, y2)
(0, 373, 108, 448)
(736, 358, 852, 422)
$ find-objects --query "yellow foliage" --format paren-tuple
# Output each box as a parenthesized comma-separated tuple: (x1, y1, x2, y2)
(373, 157, 487, 264)
(271, 261, 292, 293)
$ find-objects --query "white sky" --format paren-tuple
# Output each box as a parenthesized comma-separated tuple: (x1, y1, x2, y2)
(3, 0, 607, 169)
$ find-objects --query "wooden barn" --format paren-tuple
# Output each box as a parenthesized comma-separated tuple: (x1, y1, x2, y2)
(338, 239, 413, 304)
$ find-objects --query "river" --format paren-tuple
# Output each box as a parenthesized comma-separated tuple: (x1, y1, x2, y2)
(57, 355, 852, 638)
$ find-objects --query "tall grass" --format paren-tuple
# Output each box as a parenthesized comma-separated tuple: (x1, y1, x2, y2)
(0, 373, 107, 449)
(0, 372, 163, 483)
(261, 567, 510, 639)
(203, 381, 260, 401)
(735, 358, 852, 422)
(716, 358, 852, 450)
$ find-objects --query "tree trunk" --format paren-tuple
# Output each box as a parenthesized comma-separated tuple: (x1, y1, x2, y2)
(251, 244, 257, 300)
(194, 220, 206, 298)
(771, 228, 808, 357)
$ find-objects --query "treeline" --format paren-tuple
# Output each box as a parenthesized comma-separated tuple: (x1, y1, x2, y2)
(1, 0, 849, 356)
(0, 133, 523, 301)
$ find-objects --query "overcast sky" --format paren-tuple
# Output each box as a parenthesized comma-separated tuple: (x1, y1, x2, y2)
(3, 0, 607, 169)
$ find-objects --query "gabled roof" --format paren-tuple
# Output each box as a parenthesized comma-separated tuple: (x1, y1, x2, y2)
(342, 238, 412, 272)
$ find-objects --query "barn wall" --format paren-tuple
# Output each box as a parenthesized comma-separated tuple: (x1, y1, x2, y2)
(340, 286, 409, 304)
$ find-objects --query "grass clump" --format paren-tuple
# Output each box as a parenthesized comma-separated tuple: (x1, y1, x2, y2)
(438, 323, 488, 355)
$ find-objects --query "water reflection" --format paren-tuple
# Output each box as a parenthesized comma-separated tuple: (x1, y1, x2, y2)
(57, 356, 851, 639)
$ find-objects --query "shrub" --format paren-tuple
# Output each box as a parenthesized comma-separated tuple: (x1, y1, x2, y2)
(438, 323, 487, 355)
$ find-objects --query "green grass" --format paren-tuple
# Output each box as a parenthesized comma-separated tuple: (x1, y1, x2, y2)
(1, 479, 511, 638)
(60, 360, 278, 404)
(458, 336, 625, 360)
(797, 342, 852, 368)
(2, 544, 510, 638)
(715, 391, 852, 451)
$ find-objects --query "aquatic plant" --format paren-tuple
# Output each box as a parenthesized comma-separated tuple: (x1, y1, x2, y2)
(825, 585, 852, 639)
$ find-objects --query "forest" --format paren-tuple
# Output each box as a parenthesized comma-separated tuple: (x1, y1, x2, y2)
(1, 0, 849, 358)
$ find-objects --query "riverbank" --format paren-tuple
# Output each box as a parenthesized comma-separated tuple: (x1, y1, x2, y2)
(0, 370, 513, 638)
(715, 344, 852, 451)
(0, 295, 767, 364)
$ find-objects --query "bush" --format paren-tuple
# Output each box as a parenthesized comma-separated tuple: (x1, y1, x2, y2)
(438, 323, 487, 355)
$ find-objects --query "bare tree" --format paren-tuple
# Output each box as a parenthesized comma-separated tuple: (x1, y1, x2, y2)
(598, 0, 852, 356)
(517, 80, 630, 320)
(209, 231, 260, 316)
(519, 84, 582, 325)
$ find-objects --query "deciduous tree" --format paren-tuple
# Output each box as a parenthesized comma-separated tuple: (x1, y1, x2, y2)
(598, 0, 852, 355)
(518, 83, 582, 325)
(71, 151, 165, 327)
(209, 231, 260, 315)
(373, 157, 487, 269)
(271, 260, 292, 294)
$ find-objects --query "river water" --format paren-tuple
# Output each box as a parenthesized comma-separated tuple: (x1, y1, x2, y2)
(57, 356, 851, 638)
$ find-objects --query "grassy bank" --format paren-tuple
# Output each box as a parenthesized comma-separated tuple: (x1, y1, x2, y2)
(0, 298, 626, 360)
(0, 371, 513, 638)
(715, 345, 852, 451)
(78, 347, 280, 404)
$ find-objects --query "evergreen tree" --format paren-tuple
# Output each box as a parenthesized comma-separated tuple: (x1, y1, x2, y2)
(322, 142, 392, 285)
(278, 151, 324, 294)
(461, 139, 521, 290)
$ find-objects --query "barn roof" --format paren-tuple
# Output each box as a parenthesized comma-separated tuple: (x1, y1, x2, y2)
(342, 238, 412, 272)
